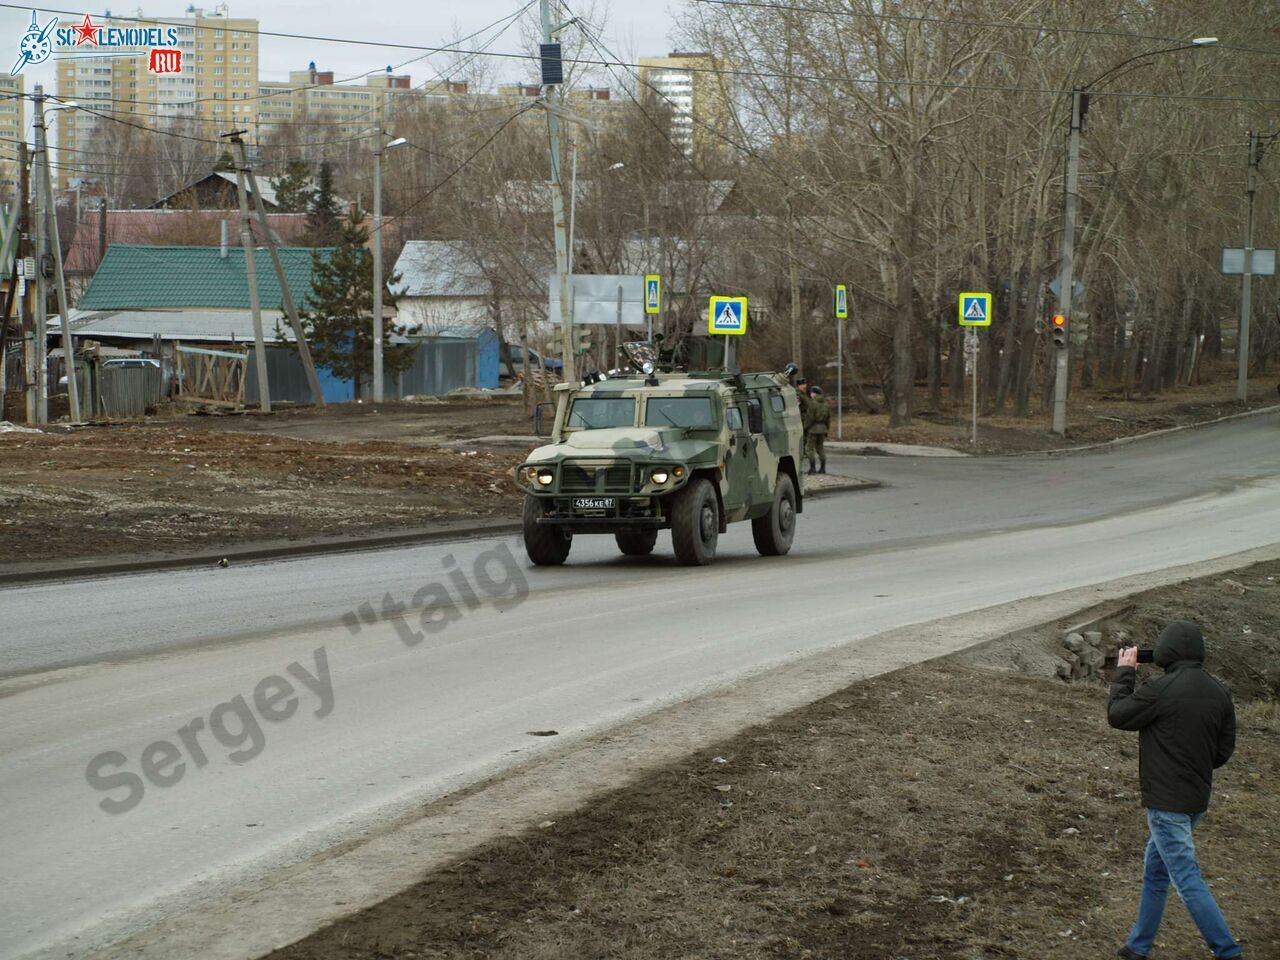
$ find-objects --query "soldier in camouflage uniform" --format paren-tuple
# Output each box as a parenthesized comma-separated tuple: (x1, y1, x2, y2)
(797, 383, 830, 475)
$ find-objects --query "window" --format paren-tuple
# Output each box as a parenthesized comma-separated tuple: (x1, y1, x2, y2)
(746, 397, 764, 434)
(645, 396, 714, 429)
(567, 397, 635, 430)
(726, 406, 743, 432)
(770, 394, 785, 413)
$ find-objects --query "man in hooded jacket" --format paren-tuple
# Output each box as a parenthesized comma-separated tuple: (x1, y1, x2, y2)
(1108, 620, 1241, 960)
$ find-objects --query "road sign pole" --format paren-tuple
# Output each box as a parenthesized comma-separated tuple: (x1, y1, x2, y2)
(969, 328, 978, 446)
(1238, 130, 1259, 402)
(837, 316, 844, 441)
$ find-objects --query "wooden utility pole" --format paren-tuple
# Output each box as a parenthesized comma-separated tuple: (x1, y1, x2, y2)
(234, 136, 325, 406)
(225, 132, 270, 412)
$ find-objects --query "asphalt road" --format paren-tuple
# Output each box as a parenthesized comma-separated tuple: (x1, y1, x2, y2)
(2, 413, 1279, 959)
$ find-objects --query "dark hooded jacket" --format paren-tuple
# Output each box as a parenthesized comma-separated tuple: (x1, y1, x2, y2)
(1108, 621, 1236, 813)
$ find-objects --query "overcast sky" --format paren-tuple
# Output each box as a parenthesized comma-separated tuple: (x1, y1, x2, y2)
(1, 1, 689, 139)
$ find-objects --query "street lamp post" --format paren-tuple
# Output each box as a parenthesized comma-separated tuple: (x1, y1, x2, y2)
(371, 122, 406, 404)
(1051, 37, 1217, 436)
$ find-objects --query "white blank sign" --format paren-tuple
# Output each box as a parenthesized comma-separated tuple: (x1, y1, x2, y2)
(1221, 248, 1277, 276)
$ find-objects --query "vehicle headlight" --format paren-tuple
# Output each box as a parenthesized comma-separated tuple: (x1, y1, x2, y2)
(651, 469, 670, 484)
(673, 465, 686, 478)
(641, 360, 655, 375)
(536, 468, 555, 486)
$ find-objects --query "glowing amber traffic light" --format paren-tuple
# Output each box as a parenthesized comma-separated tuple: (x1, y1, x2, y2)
(1051, 313, 1068, 349)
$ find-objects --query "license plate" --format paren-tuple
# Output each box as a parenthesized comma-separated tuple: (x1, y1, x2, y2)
(572, 497, 615, 510)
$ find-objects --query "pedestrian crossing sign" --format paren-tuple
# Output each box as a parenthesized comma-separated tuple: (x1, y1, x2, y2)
(645, 275, 661, 314)
(709, 295, 748, 335)
(959, 291, 992, 327)
(834, 284, 848, 319)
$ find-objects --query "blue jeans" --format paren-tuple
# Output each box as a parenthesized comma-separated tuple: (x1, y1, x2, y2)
(1125, 809, 1241, 958)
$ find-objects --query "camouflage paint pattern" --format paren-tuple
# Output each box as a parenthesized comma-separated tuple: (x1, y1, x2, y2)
(514, 371, 805, 529)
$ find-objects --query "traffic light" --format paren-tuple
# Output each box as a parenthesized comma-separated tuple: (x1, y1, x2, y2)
(1051, 313, 1068, 349)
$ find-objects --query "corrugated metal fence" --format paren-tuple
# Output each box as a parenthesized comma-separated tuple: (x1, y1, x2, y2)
(245, 339, 477, 405)
(94, 365, 163, 418)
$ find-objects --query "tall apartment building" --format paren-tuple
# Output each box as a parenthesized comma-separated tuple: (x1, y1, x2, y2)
(637, 52, 731, 160)
(0, 74, 24, 202)
(55, 5, 258, 186)
(255, 65, 415, 147)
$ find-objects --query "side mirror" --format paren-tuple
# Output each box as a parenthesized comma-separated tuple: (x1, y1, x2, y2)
(533, 402, 556, 438)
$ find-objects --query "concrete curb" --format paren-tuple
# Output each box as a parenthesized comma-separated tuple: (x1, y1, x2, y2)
(824, 402, 1280, 459)
(0, 478, 881, 588)
(1039, 400, 1280, 457)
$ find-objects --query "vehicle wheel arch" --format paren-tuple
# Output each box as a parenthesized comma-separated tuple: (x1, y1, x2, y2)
(778, 456, 803, 513)
(689, 467, 728, 532)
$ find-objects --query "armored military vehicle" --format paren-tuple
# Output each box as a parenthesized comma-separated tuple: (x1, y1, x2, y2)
(514, 343, 805, 566)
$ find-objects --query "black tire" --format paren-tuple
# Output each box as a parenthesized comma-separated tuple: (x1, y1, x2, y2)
(752, 472, 797, 556)
(523, 495, 571, 565)
(616, 530, 658, 556)
(670, 478, 719, 566)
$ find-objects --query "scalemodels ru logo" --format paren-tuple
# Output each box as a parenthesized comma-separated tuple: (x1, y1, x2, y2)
(11, 9, 182, 77)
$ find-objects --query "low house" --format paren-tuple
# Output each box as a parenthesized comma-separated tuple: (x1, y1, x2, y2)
(71, 243, 482, 404)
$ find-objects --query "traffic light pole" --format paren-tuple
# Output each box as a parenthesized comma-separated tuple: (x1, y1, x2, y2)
(1052, 86, 1082, 436)
(541, 0, 575, 384)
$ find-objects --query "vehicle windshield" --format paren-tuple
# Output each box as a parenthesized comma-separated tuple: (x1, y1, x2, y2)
(567, 397, 636, 430)
(645, 396, 715, 428)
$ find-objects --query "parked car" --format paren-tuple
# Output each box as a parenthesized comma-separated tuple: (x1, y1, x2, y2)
(499, 345, 564, 380)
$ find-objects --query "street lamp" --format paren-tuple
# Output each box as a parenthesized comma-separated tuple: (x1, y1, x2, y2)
(1050, 37, 1217, 436)
(371, 130, 407, 403)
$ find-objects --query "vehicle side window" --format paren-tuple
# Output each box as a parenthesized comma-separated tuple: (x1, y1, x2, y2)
(770, 394, 785, 413)
(746, 397, 764, 434)
(726, 406, 744, 432)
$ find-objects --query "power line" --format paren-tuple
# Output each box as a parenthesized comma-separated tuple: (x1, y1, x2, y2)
(8, 2, 1280, 109)
(689, 0, 1280, 59)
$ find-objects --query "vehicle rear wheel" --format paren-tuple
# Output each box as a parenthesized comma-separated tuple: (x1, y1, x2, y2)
(615, 530, 658, 556)
(670, 478, 719, 566)
(752, 472, 797, 556)
(522, 495, 571, 565)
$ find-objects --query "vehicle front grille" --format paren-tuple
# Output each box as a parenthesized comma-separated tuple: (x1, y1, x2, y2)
(560, 462, 634, 493)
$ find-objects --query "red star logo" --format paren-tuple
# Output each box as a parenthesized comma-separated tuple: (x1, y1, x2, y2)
(73, 14, 100, 46)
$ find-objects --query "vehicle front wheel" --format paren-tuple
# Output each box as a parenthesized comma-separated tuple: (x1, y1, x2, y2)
(752, 472, 797, 556)
(523, 495, 571, 565)
(670, 478, 719, 566)
(615, 530, 658, 556)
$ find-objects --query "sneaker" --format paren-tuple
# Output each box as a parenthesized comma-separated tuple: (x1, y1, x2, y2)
(1117, 948, 1148, 960)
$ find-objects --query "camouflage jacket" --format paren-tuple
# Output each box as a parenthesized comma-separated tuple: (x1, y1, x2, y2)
(798, 392, 831, 435)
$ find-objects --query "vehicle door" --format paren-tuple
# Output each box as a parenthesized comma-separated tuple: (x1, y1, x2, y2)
(721, 397, 760, 521)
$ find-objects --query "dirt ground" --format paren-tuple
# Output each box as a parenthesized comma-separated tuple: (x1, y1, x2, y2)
(830, 372, 1280, 455)
(268, 561, 1280, 960)
(0, 413, 520, 567)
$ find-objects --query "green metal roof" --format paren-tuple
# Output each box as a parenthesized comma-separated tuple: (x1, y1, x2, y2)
(77, 244, 335, 311)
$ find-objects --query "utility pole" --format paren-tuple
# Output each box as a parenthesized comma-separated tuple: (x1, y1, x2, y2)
(236, 136, 325, 407)
(227, 131, 271, 413)
(35, 91, 81, 422)
(541, 0, 575, 383)
(19, 143, 34, 424)
(31, 86, 50, 425)
(371, 98, 386, 402)
(1237, 130, 1261, 402)
(1051, 86, 1083, 436)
